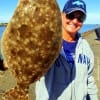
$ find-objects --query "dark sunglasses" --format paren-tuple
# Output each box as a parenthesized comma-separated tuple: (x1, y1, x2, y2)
(66, 13, 86, 22)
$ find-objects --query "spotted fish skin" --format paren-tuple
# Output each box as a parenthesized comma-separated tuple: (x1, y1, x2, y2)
(1, 0, 62, 99)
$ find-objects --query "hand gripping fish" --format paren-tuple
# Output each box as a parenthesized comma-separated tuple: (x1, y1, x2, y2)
(1, 0, 62, 99)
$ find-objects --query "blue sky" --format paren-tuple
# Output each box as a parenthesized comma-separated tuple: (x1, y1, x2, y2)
(0, 0, 100, 24)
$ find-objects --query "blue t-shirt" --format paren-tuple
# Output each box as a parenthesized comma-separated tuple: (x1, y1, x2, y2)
(62, 39, 77, 68)
(45, 39, 78, 100)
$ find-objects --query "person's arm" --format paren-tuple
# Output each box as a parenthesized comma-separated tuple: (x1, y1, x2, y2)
(87, 48, 98, 100)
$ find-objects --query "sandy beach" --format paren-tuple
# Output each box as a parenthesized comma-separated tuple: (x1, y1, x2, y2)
(0, 29, 100, 100)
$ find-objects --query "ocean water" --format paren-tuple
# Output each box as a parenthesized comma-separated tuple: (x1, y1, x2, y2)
(0, 24, 100, 38)
(0, 26, 5, 38)
(79, 24, 100, 33)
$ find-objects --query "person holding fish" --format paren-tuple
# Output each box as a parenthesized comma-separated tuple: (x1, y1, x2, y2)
(35, 0, 98, 100)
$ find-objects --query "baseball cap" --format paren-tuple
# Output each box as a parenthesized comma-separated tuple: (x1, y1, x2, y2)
(63, 0, 87, 15)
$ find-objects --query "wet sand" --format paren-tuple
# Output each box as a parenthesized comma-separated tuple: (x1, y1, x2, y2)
(0, 29, 100, 100)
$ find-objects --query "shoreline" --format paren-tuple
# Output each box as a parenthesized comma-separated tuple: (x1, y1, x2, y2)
(0, 23, 7, 27)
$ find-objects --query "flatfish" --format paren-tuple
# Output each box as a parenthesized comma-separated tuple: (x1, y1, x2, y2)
(1, 0, 62, 99)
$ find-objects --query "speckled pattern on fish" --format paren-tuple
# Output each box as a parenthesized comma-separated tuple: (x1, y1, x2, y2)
(1, 0, 62, 99)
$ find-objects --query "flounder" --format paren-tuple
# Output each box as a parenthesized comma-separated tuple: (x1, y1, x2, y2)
(1, 0, 62, 99)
